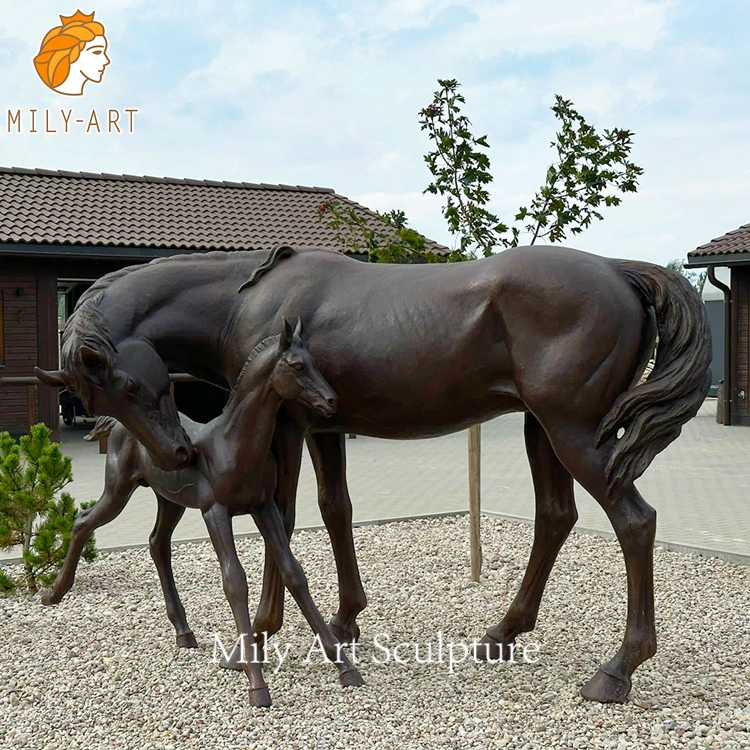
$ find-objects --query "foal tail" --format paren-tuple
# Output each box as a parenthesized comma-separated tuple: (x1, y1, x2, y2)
(596, 261, 712, 494)
(83, 416, 119, 442)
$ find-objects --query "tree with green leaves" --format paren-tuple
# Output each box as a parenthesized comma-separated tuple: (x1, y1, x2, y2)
(418, 80, 643, 257)
(317, 199, 445, 264)
(666, 259, 707, 296)
(0, 424, 96, 594)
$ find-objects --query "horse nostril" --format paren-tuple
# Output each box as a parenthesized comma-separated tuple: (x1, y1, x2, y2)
(174, 445, 190, 463)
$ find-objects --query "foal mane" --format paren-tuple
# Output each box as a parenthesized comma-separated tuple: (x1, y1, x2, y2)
(223, 334, 281, 412)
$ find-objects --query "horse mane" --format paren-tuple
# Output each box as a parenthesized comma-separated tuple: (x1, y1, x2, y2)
(237, 244, 296, 292)
(60, 291, 119, 405)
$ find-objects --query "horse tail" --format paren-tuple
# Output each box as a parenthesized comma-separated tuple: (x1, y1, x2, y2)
(595, 260, 712, 494)
(84, 416, 119, 442)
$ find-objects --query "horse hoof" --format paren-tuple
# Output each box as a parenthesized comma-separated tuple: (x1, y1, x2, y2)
(249, 686, 272, 708)
(473, 633, 514, 662)
(40, 590, 60, 606)
(339, 668, 364, 688)
(176, 632, 198, 649)
(580, 668, 632, 703)
(330, 617, 360, 645)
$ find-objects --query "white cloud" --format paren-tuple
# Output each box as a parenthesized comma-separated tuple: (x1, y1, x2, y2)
(0, 1, 748, 268)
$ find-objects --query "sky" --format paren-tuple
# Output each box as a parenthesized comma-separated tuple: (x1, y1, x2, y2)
(1, 0, 749, 264)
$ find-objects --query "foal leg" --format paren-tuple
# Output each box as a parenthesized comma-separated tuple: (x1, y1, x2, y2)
(252, 499, 364, 689)
(41, 473, 137, 605)
(539, 419, 657, 703)
(202, 504, 271, 707)
(477, 413, 577, 660)
(307, 432, 366, 644)
(149, 494, 196, 649)
(253, 418, 304, 641)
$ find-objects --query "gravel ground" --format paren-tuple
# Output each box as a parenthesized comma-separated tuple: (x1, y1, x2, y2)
(1, 516, 749, 750)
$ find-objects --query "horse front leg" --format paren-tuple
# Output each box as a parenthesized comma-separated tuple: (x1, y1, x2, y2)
(307, 432, 366, 644)
(149, 494, 196, 649)
(251, 498, 364, 690)
(253, 417, 304, 641)
(202, 504, 271, 707)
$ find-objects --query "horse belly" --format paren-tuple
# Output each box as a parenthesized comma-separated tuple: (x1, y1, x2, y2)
(312, 338, 521, 438)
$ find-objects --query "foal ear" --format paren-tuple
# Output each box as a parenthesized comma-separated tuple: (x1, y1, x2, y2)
(279, 317, 293, 351)
(293, 317, 303, 339)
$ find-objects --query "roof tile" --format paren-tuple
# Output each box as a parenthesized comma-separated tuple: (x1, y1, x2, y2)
(689, 224, 750, 259)
(0, 166, 448, 256)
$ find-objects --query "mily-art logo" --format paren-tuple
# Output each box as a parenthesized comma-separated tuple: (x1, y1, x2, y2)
(5, 9, 137, 135)
(33, 9, 109, 96)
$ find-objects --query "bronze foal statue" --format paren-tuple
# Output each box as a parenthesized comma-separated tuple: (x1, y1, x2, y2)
(42, 319, 362, 707)
(37, 244, 712, 703)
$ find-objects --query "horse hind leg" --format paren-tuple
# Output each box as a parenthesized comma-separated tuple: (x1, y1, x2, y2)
(477, 413, 577, 661)
(149, 494, 196, 648)
(535, 415, 657, 704)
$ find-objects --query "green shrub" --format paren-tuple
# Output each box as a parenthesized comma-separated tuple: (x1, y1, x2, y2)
(0, 424, 96, 594)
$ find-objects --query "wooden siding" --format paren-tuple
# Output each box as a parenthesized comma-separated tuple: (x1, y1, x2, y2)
(0, 264, 39, 434)
(732, 268, 750, 422)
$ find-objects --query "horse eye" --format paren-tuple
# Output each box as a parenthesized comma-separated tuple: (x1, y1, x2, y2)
(291, 362, 304, 372)
(125, 378, 139, 395)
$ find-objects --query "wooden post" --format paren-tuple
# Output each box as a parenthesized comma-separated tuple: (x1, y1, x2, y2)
(26, 384, 37, 431)
(468, 423, 482, 581)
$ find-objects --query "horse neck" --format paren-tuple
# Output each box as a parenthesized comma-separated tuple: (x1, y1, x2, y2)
(212, 346, 282, 469)
(101, 257, 245, 375)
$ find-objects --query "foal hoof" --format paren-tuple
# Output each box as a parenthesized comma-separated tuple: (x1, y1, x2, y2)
(249, 686, 272, 708)
(330, 617, 360, 646)
(339, 668, 365, 688)
(176, 632, 198, 649)
(580, 668, 632, 703)
(40, 589, 60, 606)
(473, 633, 514, 662)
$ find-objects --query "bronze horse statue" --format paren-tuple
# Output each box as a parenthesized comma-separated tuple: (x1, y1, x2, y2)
(42, 319, 361, 707)
(37, 244, 711, 703)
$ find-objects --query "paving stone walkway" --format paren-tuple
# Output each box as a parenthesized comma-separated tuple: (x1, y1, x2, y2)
(2, 399, 748, 562)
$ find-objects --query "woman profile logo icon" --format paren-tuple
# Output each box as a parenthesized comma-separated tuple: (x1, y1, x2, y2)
(33, 10, 110, 96)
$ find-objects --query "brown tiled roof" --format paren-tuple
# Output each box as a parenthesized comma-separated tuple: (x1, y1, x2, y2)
(688, 223, 750, 260)
(0, 166, 449, 255)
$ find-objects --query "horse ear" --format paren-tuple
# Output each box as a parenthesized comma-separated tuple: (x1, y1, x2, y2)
(279, 318, 293, 351)
(34, 366, 70, 387)
(293, 317, 303, 338)
(78, 346, 108, 387)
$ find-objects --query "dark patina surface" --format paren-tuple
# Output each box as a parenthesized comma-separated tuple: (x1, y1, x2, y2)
(37, 244, 711, 703)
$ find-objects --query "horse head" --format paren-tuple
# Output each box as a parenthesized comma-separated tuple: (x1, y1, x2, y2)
(36, 336, 196, 471)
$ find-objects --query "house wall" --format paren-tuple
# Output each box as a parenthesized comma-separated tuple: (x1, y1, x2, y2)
(732, 267, 750, 424)
(0, 262, 39, 434)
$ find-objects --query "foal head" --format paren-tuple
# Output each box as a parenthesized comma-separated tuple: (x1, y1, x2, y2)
(235, 318, 337, 418)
